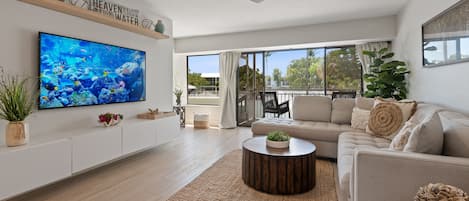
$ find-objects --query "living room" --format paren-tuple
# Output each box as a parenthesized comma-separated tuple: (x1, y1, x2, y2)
(1, 0, 469, 201)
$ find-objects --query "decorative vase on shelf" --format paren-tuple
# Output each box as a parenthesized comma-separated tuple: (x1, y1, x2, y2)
(5, 121, 30, 147)
(154, 20, 165, 34)
(174, 88, 183, 107)
(176, 97, 181, 106)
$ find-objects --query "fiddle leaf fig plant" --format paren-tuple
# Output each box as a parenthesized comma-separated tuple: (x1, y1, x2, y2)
(363, 48, 410, 100)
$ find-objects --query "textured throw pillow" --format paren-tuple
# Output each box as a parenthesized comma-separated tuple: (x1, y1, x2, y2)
(389, 121, 417, 151)
(351, 107, 370, 130)
(374, 98, 417, 121)
(404, 111, 444, 154)
(366, 98, 417, 140)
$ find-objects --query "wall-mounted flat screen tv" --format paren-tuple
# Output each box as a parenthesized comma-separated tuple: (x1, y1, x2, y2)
(39, 32, 146, 109)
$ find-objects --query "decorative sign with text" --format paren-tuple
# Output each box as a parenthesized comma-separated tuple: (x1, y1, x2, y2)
(88, 0, 139, 26)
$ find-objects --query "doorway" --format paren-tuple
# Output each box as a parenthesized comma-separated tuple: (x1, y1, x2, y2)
(237, 52, 265, 127)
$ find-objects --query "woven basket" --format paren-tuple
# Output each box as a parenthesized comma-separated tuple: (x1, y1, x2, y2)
(415, 183, 469, 201)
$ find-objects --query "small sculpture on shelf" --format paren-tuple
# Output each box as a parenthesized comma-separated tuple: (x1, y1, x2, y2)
(98, 112, 123, 127)
(137, 108, 176, 120)
(148, 108, 159, 114)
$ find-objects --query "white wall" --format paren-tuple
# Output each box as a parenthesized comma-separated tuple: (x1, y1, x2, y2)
(173, 53, 187, 105)
(0, 1, 174, 141)
(393, 0, 469, 113)
(175, 16, 396, 53)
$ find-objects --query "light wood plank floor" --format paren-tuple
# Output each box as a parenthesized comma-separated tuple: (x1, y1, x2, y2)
(10, 127, 253, 201)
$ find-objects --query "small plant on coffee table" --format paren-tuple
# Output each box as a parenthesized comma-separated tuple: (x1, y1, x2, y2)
(267, 131, 290, 141)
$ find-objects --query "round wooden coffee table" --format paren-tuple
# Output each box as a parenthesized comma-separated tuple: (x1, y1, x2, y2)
(242, 136, 316, 195)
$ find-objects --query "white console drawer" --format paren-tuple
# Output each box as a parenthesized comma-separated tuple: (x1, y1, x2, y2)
(155, 115, 180, 146)
(122, 121, 156, 155)
(0, 139, 72, 200)
(72, 127, 122, 173)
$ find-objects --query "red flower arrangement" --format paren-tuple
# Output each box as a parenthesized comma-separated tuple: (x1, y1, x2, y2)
(98, 113, 124, 127)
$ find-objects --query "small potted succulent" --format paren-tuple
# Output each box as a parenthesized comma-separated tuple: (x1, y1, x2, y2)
(98, 112, 123, 127)
(266, 131, 290, 149)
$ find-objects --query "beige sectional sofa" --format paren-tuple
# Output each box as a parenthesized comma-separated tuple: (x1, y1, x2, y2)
(251, 96, 469, 201)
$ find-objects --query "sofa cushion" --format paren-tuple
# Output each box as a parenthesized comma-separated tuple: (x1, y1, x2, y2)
(440, 111, 469, 158)
(337, 132, 391, 199)
(331, 98, 355, 125)
(293, 96, 331, 122)
(404, 111, 444, 155)
(251, 118, 361, 142)
(355, 97, 375, 110)
(351, 107, 370, 130)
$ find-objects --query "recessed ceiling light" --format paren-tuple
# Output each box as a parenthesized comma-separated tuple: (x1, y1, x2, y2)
(250, 0, 264, 3)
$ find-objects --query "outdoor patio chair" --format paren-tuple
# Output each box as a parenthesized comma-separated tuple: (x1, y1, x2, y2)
(331, 91, 357, 99)
(260, 92, 290, 118)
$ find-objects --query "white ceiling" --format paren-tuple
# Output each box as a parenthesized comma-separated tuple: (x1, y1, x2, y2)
(119, 0, 409, 38)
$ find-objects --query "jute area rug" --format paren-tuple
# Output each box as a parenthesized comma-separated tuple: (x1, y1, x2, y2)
(167, 150, 338, 201)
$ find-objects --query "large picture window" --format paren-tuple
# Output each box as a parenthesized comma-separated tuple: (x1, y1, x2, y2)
(264, 46, 362, 95)
(186, 46, 362, 106)
(187, 54, 220, 105)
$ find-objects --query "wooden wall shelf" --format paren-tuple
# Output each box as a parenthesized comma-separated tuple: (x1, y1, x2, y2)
(19, 0, 170, 40)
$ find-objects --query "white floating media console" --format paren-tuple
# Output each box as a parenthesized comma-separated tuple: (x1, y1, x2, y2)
(0, 115, 180, 200)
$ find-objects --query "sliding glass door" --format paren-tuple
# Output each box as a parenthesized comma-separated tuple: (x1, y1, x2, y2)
(237, 52, 264, 127)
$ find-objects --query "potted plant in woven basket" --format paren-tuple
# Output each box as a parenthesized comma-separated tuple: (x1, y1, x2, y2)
(0, 72, 35, 147)
(266, 131, 290, 149)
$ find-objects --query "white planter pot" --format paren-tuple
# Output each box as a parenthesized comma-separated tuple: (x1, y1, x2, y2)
(266, 139, 289, 149)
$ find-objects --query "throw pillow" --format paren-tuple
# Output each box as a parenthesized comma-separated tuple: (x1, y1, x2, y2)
(366, 98, 417, 139)
(355, 97, 375, 110)
(403, 111, 444, 154)
(389, 121, 417, 151)
(351, 107, 370, 130)
(374, 98, 417, 121)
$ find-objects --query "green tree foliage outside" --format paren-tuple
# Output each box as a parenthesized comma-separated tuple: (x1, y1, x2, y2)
(285, 50, 324, 94)
(238, 65, 265, 91)
(325, 48, 362, 92)
(187, 71, 209, 87)
(272, 68, 282, 87)
(283, 48, 362, 94)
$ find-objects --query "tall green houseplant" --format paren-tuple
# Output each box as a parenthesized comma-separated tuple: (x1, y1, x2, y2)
(0, 70, 35, 147)
(363, 48, 410, 100)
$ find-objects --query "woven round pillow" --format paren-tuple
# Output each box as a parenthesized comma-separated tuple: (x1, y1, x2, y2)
(368, 103, 403, 137)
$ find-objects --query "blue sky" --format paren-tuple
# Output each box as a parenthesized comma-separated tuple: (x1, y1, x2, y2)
(188, 55, 219, 74)
(187, 49, 323, 77)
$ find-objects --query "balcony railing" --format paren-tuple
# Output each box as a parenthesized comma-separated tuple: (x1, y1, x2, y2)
(188, 86, 219, 97)
(254, 89, 357, 119)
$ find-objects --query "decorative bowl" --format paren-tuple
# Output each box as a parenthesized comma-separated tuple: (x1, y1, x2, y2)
(98, 113, 123, 127)
(266, 139, 290, 149)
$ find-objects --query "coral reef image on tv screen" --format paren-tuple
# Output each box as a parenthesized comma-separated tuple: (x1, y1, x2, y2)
(39, 33, 146, 109)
